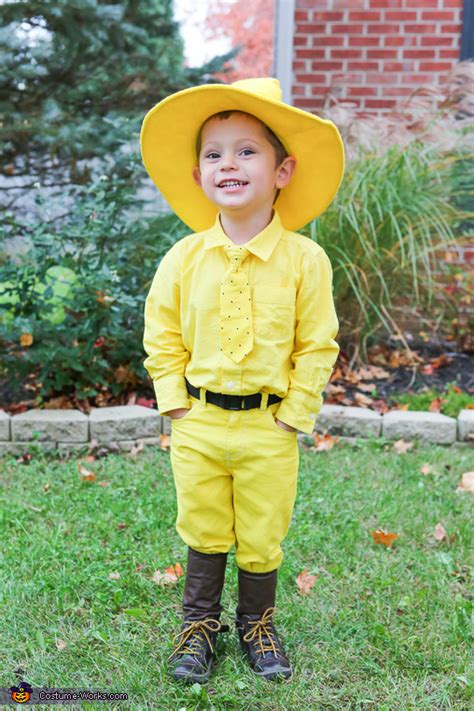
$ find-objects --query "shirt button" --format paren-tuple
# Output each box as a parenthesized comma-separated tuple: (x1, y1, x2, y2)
(227, 381, 234, 388)
(310, 413, 315, 420)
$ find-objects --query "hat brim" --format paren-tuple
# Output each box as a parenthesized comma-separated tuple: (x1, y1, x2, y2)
(140, 84, 345, 232)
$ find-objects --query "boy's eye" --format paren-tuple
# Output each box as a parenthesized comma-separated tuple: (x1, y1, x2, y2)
(204, 149, 254, 159)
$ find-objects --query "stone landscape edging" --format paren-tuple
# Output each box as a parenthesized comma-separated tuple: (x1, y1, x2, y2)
(0, 405, 472, 456)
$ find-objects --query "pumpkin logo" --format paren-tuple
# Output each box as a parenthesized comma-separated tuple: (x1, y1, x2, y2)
(10, 681, 33, 704)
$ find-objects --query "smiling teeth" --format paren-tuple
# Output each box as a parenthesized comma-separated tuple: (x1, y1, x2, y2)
(219, 181, 246, 187)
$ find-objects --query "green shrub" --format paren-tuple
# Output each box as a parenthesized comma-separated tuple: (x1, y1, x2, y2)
(0, 166, 188, 405)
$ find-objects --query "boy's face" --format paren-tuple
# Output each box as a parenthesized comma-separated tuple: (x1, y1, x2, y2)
(192, 113, 295, 219)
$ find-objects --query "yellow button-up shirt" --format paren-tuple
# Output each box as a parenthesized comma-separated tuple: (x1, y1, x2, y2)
(143, 209, 340, 434)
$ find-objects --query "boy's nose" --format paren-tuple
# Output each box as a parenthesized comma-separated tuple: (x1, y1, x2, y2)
(220, 153, 238, 170)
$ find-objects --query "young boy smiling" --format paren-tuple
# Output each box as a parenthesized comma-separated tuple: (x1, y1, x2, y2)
(192, 111, 296, 256)
(141, 78, 344, 684)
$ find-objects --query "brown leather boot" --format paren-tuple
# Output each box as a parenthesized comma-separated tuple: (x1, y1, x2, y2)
(168, 547, 229, 683)
(235, 567, 292, 681)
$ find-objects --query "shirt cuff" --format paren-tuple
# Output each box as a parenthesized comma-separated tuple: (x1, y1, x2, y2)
(274, 390, 324, 435)
(152, 374, 191, 416)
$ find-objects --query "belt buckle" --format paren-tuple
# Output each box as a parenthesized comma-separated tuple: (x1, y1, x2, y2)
(224, 394, 243, 410)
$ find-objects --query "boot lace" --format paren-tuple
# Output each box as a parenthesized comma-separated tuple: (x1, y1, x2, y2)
(241, 607, 281, 658)
(168, 618, 223, 660)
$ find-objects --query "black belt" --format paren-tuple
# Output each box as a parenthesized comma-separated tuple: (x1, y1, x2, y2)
(185, 377, 282, 411)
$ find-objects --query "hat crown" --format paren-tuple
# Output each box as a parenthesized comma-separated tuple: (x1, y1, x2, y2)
(231, 77, 282, 104)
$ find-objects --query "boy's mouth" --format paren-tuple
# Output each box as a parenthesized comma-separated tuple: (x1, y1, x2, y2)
(217, 180, 249, 188)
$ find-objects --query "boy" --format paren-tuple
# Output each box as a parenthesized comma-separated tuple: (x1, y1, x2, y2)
(141, 77, 344, 683)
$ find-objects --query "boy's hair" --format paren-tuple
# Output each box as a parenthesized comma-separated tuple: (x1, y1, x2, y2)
(195, 110, 288, 168)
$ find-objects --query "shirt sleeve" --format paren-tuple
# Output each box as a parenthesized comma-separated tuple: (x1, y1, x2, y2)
(142, 244, 191, 416)
(274, 246, 340, 434)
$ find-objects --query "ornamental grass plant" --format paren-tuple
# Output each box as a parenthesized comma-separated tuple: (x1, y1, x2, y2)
(303, 140, 467, 364)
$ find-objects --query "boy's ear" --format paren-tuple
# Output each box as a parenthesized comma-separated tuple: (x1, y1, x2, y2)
(275, 156, 297, 189)
(192, 166, 202, 187)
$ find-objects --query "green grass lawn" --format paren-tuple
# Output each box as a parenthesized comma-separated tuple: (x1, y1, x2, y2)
(0, 438, 472, 710)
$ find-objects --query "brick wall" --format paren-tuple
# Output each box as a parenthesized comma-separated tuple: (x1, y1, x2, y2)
(292, 0, 464, 114)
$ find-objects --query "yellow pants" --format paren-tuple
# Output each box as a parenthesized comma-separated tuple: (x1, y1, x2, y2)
(170, 389, 300, 573)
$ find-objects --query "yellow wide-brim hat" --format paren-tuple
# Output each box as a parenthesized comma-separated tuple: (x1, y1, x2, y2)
(140, 77, 345, 233)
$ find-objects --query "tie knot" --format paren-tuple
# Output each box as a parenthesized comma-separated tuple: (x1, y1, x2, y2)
(225, 245, 249, 267)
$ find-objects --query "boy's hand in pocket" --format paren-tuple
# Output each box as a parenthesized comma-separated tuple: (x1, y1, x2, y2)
(275, 417, 297, 432)
(168, 407, 192, 420)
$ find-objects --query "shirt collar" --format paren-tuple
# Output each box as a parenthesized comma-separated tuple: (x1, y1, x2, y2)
(203, 209, 285, 262)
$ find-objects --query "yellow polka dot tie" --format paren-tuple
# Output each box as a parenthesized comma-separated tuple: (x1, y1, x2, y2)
(220, 245, 253, 363)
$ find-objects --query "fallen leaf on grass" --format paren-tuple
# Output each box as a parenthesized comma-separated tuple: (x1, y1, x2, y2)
(152, 563, 184, 586)
(371, 529, 399, 547)
(312, 432, 339, 451)
(421, 463, 432, 475)
(296, 569, 317, 595)
(77, 463, 96, 481)
(55, 639, 67, 651)
(393, 439, 414, 454)
(108, 572, 120, 580)
(433, 523, 447, 541)
(456, 471, 474, 493)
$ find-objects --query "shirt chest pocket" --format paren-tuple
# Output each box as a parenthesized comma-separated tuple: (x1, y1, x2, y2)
(252, 285, 296, 341)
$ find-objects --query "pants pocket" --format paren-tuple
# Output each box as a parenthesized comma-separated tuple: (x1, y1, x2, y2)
(267, 405, 297, 436)
(170, 396, 201, 425)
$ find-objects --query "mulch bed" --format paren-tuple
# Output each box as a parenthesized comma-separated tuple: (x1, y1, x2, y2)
(336, 335, 473, 402)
